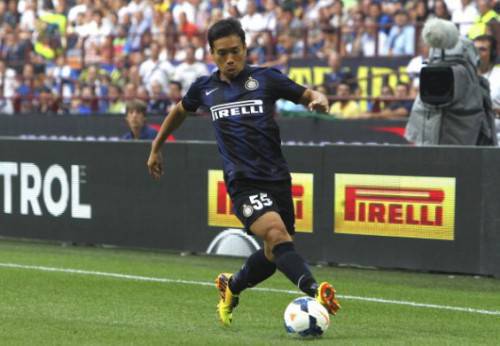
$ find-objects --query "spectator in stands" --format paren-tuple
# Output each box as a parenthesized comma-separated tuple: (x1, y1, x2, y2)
(276, 8, 303, 37)
(451, 0, 478, 37)
(74, 84, 97, 115)
(311, 27, 345, 59)
(413, 0, 430, 22)
(127, 64, 143, 88)
(123, 82, 137, 101)
(368, 1, 392, 34)
(241, 0, 267, 47)
(172, 45, 209, 94)
(122, 99, 158, 140)
(14, 63, 36, 113)
(342, 10, 364, 53)
(128, 10, 150, 52)
(474, 35, 500, 114)
(262, 0, 279, 34)
(68, 0, 91, 26)
(386, 10, 415, 56)
(329, 81, 361, 118)
(429, 0, 452, 20)
(166, 80, 183, 112)
(139, 41, 175, 93)
(34, 85, 58, 114)
(327, 0, 347, 30)
(349, 16, 388, 57)
(1, 31, 29, 73)
(0, 59, 17, 114)
(3, 0, 19, 29)
(149, 81, 170, 115)
(406, 42, 430, 96)
(107, 84, 126, 114)
(137, 85, 150, 103)
(262, 33, 302, 71)
(322, 51, 356, 95)
(468, 0, 499, 39)
(361, 82, 413, 119)
(178, 11, 199, 38)
(19, 0, 37, 32)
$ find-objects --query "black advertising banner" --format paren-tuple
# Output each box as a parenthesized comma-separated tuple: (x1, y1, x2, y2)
(0, 115, 409, 144)
(0, 139, 498, 277)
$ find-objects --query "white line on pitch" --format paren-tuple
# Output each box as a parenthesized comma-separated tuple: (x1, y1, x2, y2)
(1, 262, 499, 317)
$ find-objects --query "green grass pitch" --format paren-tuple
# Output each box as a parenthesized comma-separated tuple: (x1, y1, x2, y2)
(0, 238, 499, 345)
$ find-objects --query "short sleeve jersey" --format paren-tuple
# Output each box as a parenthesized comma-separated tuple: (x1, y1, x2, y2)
(182, 65, 306, 190)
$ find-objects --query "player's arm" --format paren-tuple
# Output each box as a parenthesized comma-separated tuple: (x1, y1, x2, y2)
(299, 88, 329, 113)
(147, 102, 189, 179)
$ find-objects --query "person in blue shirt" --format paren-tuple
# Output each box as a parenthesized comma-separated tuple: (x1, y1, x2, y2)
(386, 10, 416, 56)
(147, 18, 340, 326)
(122, 100, 158, 140)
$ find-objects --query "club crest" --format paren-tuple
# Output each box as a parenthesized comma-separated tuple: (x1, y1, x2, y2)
(242, 204, 254, 218)
(245, 77, 259, 91)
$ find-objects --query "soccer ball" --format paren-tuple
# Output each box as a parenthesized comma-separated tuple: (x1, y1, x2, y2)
(283, 296, 330, 337)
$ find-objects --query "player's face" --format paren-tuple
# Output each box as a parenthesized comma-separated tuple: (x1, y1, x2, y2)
(211, 35, 247, 80)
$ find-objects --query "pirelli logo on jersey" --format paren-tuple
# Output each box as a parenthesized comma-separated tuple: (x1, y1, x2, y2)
(334, 174, 456, 240)
(207, 170, 313, 232)
(210, 100, 264, 121)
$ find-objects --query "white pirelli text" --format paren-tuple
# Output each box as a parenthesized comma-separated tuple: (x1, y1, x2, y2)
(210, 100, 264, 121)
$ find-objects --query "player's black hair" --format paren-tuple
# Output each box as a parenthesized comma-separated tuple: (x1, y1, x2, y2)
(207, 18, 246, 50)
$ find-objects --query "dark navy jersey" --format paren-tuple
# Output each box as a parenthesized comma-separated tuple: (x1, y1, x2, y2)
(181, 65, 306, 191)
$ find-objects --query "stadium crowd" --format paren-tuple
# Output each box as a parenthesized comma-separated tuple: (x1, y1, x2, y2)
(0, 0, 498, 117)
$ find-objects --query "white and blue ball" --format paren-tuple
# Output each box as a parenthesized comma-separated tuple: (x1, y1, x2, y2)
(284, 296, 330, 337)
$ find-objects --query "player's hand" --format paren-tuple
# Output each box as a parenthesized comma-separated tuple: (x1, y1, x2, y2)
(147, 151, 164, 180)
(308, 91, 329, 113)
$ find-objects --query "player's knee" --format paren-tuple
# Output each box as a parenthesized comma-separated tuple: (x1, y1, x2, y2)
(264, 243, 274, 261)
(264, 224, 291, 248)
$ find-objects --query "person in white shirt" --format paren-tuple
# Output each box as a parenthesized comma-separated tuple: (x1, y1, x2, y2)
(139, 42, 175, 94)
(240, 0, 266, 47)
(0, 60, 17, 114)
(406, 43, 430, 96)
(451, 0, 478, 36)
(172, 46, 209, 94)
(349, 16, 388, 57)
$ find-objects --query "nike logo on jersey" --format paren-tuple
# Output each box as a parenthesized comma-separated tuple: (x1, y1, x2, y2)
(205, 88, 218, 96)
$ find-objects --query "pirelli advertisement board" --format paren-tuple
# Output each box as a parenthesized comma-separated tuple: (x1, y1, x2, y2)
(334, 174, 456, 240)
(0, 139, 498, 277)
(207, 170, 314, 233)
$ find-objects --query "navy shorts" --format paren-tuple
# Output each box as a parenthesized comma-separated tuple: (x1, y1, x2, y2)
(228, 178, 295, 235)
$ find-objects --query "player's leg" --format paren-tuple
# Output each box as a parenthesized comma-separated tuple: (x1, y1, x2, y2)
(216, 185, 280, 325)
(216, 246, 277, 326)
(251, 211, 340, 315)
(250, 211, 318, 296)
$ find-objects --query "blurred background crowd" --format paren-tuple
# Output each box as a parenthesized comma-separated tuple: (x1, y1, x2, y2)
(0, 0, 498, 117)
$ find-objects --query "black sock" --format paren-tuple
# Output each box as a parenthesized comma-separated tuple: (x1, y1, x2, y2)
(229, 249, 277, 295)
(272, 242, 318, 297)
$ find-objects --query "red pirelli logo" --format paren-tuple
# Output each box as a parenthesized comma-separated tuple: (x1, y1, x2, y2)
(335, 174, 455, 240)
(208, 170, 314, 232)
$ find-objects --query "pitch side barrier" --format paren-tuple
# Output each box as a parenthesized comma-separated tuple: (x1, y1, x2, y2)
(0, 114, 409, 144)
(0, 139, 498, 277)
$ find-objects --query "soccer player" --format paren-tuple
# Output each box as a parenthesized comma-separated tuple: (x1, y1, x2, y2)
(147, 18, 340, 326)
